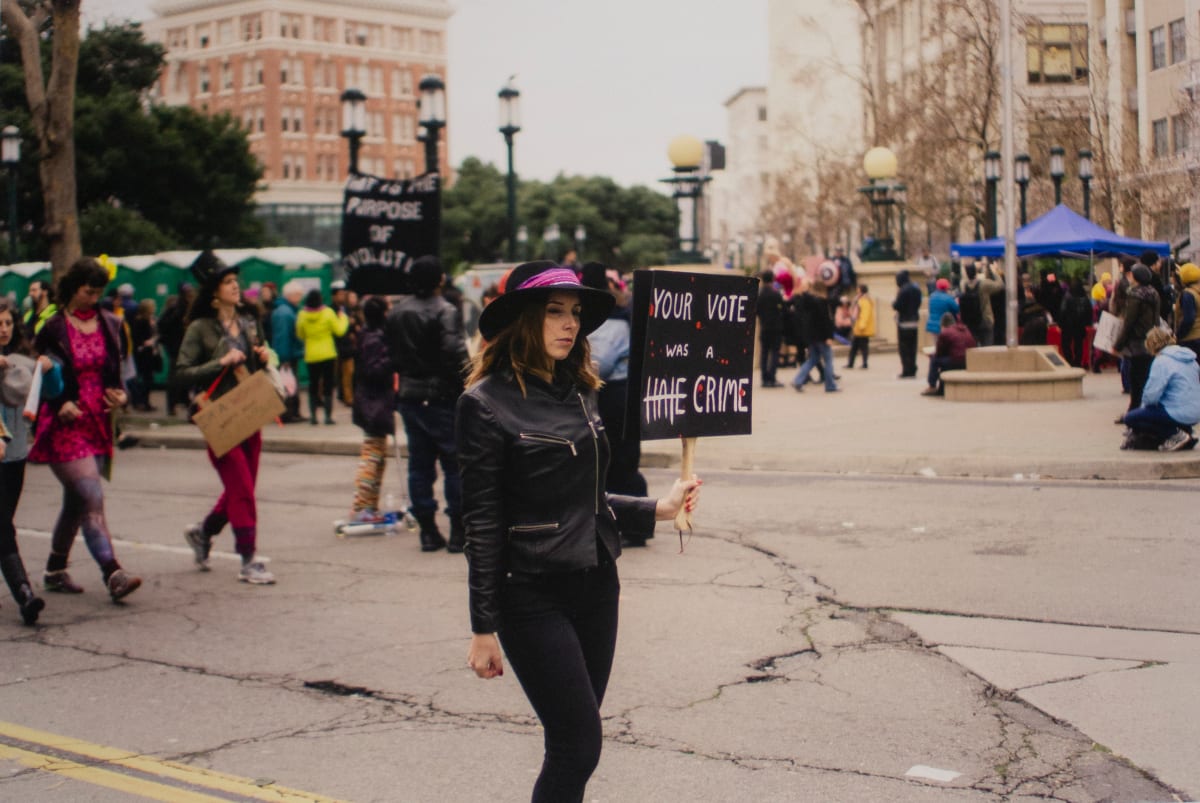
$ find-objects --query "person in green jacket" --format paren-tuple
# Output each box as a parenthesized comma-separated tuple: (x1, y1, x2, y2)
(296, 288, 348, 425)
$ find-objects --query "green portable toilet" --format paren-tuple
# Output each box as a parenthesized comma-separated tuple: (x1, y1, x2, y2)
(0, 262, 42, 304)
(232, 256, 283, 295)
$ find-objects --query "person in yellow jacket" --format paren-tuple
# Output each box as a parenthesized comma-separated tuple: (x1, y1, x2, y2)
(295, 288, 349, 425)
(846, 284, 876, 369)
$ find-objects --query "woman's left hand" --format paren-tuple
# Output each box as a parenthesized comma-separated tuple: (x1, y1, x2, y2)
(655, 475, 702, 521)
(103, 388, 127, 411)
(253, 345, 270, 363)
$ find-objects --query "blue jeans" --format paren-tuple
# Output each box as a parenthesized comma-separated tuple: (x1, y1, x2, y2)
(794, 341, 837, 390)
(1124, 404, 1191, 442)
(397, 399, 461, 519)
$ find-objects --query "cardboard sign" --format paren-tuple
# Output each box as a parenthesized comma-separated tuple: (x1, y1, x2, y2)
(340, 171, 442, 295)
(192, 371, 284, 458)
(1092, 310, 1121, 355)
(626, 270, 758, 441)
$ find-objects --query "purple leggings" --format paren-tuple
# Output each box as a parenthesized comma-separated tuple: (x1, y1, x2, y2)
(47, 456, 117, 573)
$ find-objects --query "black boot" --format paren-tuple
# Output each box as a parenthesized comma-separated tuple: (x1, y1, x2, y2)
(447, 515, 465, 554)
(414, 512, 446, 552)
(1, 553, 44, 626)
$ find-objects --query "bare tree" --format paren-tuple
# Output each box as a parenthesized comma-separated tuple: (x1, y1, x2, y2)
(2, 0, 82, 276)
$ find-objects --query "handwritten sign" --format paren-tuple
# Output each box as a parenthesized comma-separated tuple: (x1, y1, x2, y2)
(626, 270, 758, 440)
(192, 371, 284, 458)
(340, 171, 441, 295)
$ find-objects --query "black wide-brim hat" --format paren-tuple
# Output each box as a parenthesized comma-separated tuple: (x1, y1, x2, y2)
(477, 260, 615, 341)
(189, 249, 240, 290)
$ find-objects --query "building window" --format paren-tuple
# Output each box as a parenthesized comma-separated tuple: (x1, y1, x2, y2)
(313, 18, 335, 42)
(392, 27, 413, 51)
(218, 19, 233, 45)
(293, 108, 304, 133)
(1150, 26, 1166, 70)
(1026, 22, 1088, 84)
(1172, 114, 1189, 155)
(256, 108, 264, 133)
(241, 14, 262, 41)
(221, 61, 232, 90)
(368, 111, 384, 138)
(1169, 19, 1186, 64)
(392, 69, 413, 95)
(199, 65, 210, 93)
(1153, 118, 1169, 158)
(280, 14, 302, 39)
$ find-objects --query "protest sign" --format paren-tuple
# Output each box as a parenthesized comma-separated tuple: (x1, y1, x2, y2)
(1092, 310, 1121, 355)
(340, 171, 441, 295)
(626, 269, 758, 441)
(192, 370, 285, 458)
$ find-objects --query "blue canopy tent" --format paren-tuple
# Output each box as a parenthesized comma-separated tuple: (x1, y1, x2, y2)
(952, 205, 1170, 260)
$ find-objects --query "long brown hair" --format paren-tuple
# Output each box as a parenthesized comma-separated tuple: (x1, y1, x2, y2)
(466, 294, 600, 396)
(0, 299, 31, 356)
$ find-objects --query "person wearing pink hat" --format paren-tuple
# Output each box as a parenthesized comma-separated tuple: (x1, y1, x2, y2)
(926, 277, 960, 337)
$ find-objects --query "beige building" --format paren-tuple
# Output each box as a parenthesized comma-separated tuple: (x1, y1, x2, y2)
(708, 87, 769, 270)
(145, 0, 451, 251)
(1090, 0, 1198, 256)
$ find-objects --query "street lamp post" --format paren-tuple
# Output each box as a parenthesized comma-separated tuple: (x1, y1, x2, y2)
(736, 237, 744, 271)
(574, 224, 586, 261)
(660, 135, 710, 263)
(543, 223, 560, 260)
(516, 225, 529, 261)
(1, 126, 19, 262)
(498, 80, 521, 261)
(895, 183, 908, 258)
(1049, 145, 1065, 206)
(1078, 148, 1094, 221)
(418, 74, 446, 175)
(1014, 152, 1031, 226)
(755, 234, 764, 270)
(858, 146, 902, 261)
(339, 88, 366, 174)
(984, 150, 1001, 238)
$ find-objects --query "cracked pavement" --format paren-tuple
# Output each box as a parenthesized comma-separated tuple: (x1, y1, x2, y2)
(0, 450, 1194, 801)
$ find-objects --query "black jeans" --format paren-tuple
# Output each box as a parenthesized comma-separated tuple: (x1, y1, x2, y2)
(597, 381, 646, 497)
(0, 461, 26, 557)
(898, 327, 919, 376)
(759, 331, 781, 384)
(1128, 354, 1153, 411)
(306, 359, 335, 421)
(499, 559, 620, 803)
(847, 336, 870, 367)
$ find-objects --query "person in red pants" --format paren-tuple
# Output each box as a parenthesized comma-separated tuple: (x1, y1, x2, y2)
(174, 251, 277, 585)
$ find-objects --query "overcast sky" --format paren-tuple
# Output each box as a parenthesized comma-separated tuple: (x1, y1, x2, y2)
(83, 0, 768, 190)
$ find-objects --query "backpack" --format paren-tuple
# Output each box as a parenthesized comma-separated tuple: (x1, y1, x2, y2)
(959, 282, 983, 329)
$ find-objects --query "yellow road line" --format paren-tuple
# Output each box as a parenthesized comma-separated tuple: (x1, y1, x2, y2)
(0, 743, 226, 802)
(0, 721, 348, 802)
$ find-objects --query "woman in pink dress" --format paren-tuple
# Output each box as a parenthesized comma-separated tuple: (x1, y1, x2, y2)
(30, 258, 141, 602)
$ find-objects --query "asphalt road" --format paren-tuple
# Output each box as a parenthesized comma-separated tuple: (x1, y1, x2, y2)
(1, 450, 1194, 802)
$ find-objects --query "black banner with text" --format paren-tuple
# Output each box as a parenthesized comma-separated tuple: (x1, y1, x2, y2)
(626, 270, 757, 441)
(340, 172, 441, 295)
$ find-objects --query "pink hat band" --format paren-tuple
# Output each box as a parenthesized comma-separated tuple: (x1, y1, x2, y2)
(515, 267, 581, 291)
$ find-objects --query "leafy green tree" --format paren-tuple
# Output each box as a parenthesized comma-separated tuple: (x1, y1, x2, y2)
(0, 21, 264, 261)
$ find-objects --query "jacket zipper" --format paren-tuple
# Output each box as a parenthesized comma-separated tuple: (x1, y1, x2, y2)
(577, 393, 600, 515)
(509, 522, 559, 533)
(519, 433, 577, 455)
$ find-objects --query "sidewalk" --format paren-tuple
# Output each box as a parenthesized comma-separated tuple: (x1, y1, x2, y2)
(123, 362, 1200, 481)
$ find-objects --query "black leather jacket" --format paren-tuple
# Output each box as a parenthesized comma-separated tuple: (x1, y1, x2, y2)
(456, 369, 657, 634)
(384, 295, 468, 402)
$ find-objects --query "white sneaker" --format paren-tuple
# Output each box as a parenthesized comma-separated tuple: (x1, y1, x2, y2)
(238, 561, 276, 585)
(1159, 430, 1192, 452)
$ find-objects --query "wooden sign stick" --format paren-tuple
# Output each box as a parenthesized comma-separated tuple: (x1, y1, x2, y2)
(673, 436, 697, 535)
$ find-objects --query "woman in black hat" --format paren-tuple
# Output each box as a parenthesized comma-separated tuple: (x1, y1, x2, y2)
(174, 251, 277, 585)
(458, 261, 701, 802)
(30, 257, 142, 602)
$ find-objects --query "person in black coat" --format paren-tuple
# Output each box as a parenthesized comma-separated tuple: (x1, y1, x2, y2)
(892, 270, 923, 378)
(349, 296, 397, 521)
(756, 270, 785, 387)
(458, 261, 701, 803)
(1058, 279, 1092, 367)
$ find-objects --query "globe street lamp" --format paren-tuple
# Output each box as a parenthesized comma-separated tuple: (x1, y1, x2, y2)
(1014, 152, 1031, 226)
(339, 88, 366, 174)
(574, 224, 586, 261)
(418, 73, 446, 175)
(516, 225, 529, 261)
(660, 135, 710, 263)
(984, 150, 1001, 238)
(543, 223, 560, 260)
(1078, 148, 1094, 221)
(858, 146, 902, 261)
(1049, 145, 1065, 206)
(498, 79, 521, 260)
(1, 126, 20, 261)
